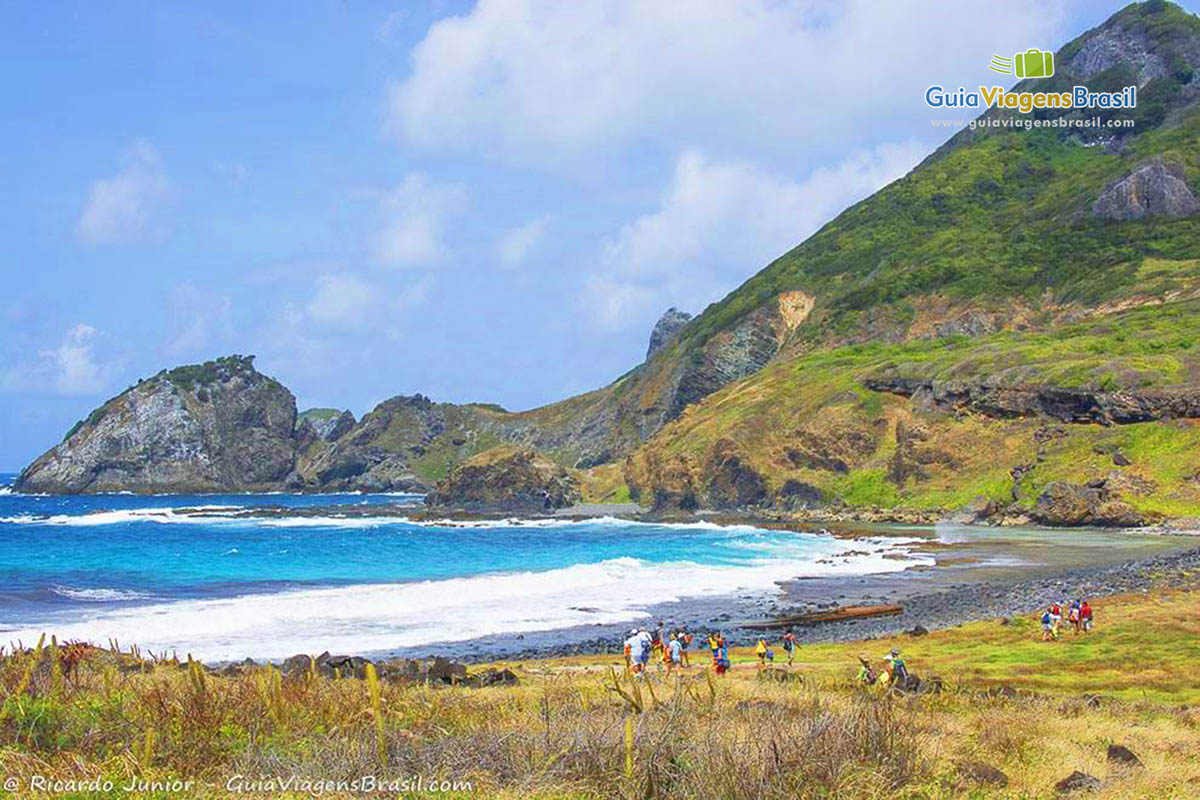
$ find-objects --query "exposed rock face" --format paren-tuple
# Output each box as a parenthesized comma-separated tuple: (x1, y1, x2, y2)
(304, 410, 355, 441)
(1093, 159, 1199, 221)
(1069, 19, 1172, 85)
(297, 395, 449, 492)
(16, 356, 297, 494)
(1033, 479, 1144, 527)
(645, 308, 693, 360)
(865, 377, 1200, 425)
(781, 424, 878, 474)
(704, 439, 768, 509)
(888, 420, 957, 485)
(426, 446, 581, 511)
(669, 291, 813, 419)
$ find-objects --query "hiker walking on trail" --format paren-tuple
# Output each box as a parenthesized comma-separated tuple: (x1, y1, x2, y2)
(782, 629, 796, 667)
(857, 655, 877, 685)
(1068, 599, 1082, 635)
(680, 630, 693, 667)
(1041, 607, 1058, 641)
(666, 633, 682, 676)
(1080, 599, 1093, 633)
(755, 637, 769, 669)
(713, 640, 730, 675)
(637, 628, 653, 671)
(624, 629, 642, 673)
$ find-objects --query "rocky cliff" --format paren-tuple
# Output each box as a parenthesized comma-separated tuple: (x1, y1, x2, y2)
(645, 308, 692, 359)
(16, 356, 297, 493)
(425, 446, 581, 511)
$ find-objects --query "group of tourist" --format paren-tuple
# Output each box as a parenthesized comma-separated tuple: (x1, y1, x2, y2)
(856, 648, 909, 686)
(620, 598, 1099, 680)
(621, 623, 801, 677)
(622, 621, 695, 676)
(1040, 598, 1094, 641)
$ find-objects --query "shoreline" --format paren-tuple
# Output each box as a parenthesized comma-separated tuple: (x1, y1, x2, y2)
(304, 535, 1200, 666)
(6, 482, 1200, 667)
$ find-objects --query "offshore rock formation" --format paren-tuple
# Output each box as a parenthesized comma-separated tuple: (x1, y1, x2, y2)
(425, 446, 581, 511)
(16, 356, 297, 493)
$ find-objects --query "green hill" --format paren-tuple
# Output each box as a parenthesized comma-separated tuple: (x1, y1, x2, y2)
(619, 1, 1200, 524)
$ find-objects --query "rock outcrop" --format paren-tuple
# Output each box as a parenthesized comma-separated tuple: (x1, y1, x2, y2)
(297, 409, 356, 442)
(1093, 159, 1199, 221)
(865, 377, 1200, 425)
(668, 291, 813, 419)
(16, 356, 297, 494)
(645, 308, 693, 360)
(426, 446, 581, 511)
(1032, 479, 1144, 527)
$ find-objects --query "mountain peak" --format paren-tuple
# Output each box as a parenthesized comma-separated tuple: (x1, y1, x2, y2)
(1063, 0, 1200, 86)
(646, 307, 693, 360)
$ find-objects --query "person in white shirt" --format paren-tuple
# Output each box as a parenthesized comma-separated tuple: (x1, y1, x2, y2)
(623, 628, 644, 673)
(636, 628, 653, 671)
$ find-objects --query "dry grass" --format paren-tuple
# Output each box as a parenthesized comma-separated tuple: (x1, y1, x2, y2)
(1, 590, 1199, 798)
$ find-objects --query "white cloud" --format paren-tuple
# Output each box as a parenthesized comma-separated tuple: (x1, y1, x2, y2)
(582, 142, 925, 331)
(374, 173, 468, 268)
(306, 272, 432, 330)
(496, 216, 548, 267)
(387, 0, 1070, 167)
(10, 324, 111, 396)
(307, 273, 378, 328)
(75, 140, 171, 246)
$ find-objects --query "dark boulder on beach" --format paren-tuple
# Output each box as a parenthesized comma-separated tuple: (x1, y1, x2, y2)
(1033, 480, 1145, 527)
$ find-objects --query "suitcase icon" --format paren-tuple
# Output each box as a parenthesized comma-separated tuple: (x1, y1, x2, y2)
(1014, 48, 1054, 79)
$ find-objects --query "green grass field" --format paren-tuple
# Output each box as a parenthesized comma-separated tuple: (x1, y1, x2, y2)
(2, 585, 1199, 798)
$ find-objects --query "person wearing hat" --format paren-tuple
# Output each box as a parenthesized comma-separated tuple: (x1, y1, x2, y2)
(636, 628, 653, 672)
(889, 648, 909, 682)
(623, 628, 642, 673)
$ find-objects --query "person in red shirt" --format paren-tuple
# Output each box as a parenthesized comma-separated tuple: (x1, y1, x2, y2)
(1080, 600, 1093, 633)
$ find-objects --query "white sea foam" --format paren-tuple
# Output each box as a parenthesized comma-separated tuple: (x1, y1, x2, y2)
(0, 508, 808, 532)
(51, 586, 154, 602)
(6, 539, 933, 662)
(0, 506, 246, 526)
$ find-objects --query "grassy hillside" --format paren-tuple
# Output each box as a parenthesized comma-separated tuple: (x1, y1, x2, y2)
(624, 299, 1200, 517)
(2, 587, 1199, 798)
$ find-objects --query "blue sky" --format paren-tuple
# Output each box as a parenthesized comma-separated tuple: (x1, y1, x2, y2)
(0, 0, 1166, 469)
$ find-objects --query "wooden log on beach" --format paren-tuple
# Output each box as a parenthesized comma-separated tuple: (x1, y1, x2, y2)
(742, 604, 903, 630)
